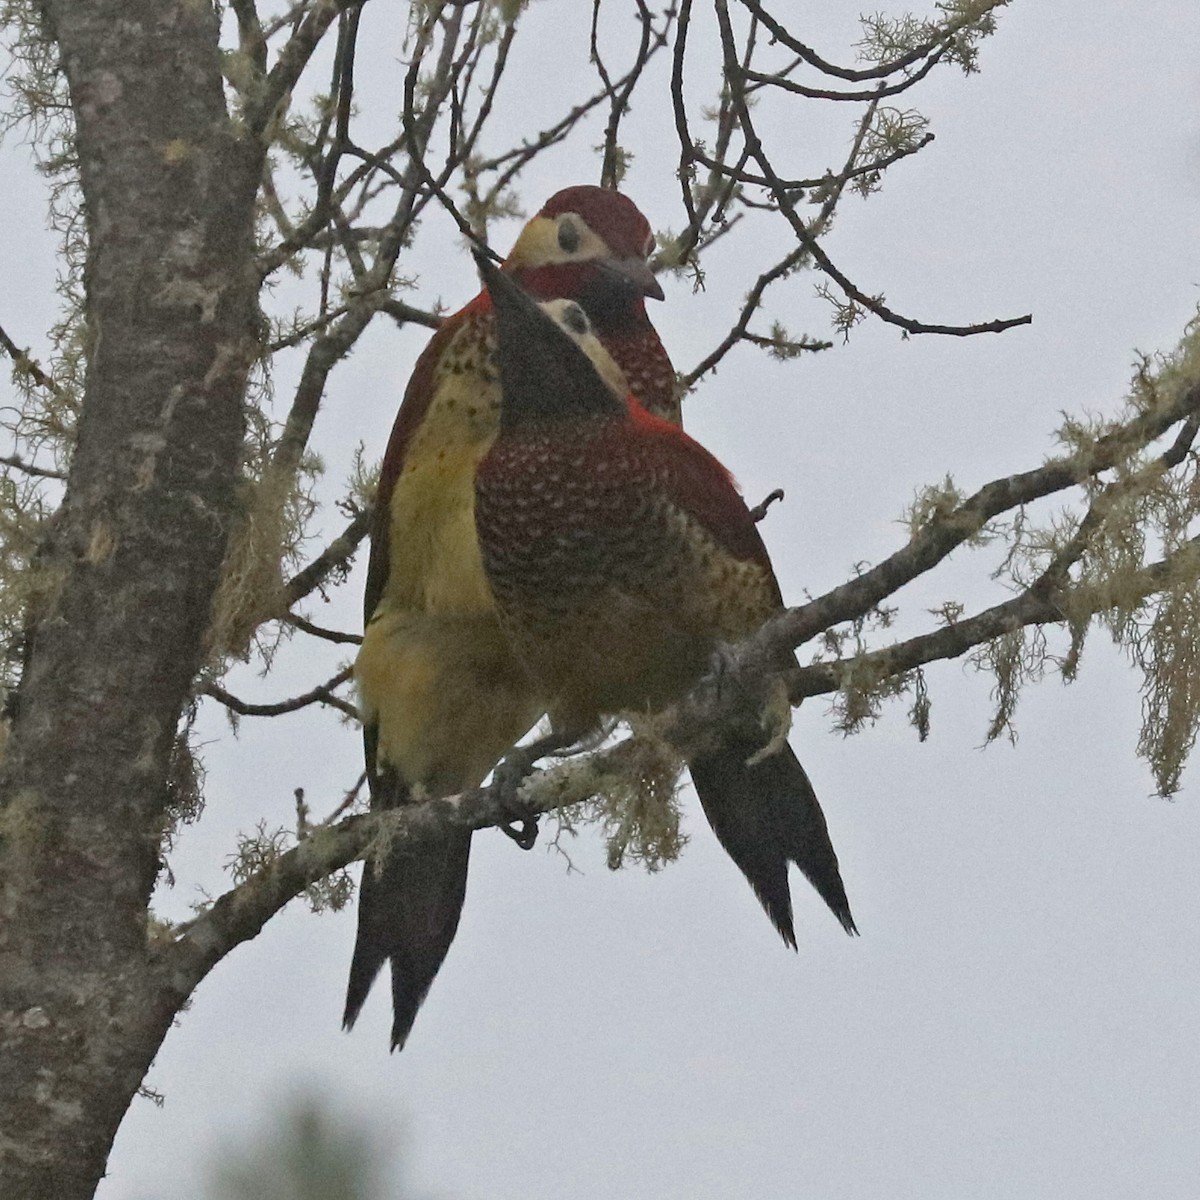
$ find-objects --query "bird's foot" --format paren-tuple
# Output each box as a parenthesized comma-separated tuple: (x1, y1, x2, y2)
(708, 643, 741, 703)
(492, 730, 579, 851)
(500, 814, 539, 850)
(493, 742, 545, 850)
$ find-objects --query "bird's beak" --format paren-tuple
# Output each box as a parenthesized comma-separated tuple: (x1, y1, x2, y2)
(473, 245, 561, 358)
(599, 254, 665, 301)
(473, 248, 530, 317)
(472, 246, 622, 422)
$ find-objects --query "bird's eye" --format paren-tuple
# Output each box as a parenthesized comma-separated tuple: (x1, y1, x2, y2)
(559, 302, 590, 337)
(557, 217, 581, 254)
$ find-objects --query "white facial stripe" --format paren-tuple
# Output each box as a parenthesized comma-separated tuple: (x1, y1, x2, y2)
(538, 299, 627, 397)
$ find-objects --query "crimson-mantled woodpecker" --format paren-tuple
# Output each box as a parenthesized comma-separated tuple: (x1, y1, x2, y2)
(473, 251, 857, 951)
(348, 187, 677, 1050)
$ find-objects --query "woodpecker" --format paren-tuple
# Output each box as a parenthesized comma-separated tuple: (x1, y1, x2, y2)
(348, 187, 676, 1050)
(473, 251, 857, 950)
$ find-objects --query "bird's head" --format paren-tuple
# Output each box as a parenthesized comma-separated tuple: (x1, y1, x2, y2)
(474, 247, 627, 429)
(504, 185, 665, 318)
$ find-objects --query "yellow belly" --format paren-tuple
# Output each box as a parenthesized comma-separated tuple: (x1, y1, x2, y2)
(378, 366, 501, 616)
(357, 609, 541, 793)
(357, 334, 538, 790)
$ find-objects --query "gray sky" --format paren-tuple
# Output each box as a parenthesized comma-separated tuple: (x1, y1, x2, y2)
(7, 3, 1200, 1198)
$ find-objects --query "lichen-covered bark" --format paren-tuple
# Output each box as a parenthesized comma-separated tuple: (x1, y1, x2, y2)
(0, 2, 264, 1195)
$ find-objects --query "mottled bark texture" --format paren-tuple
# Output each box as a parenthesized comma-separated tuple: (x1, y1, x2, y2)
(0, 2, 263, 1196)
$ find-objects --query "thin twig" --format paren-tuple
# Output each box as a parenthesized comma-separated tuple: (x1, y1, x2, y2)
(0, 322, 67, 399)
(284, 612, 363, 645)
(590, 0, 657, 188)
(768, 380, 1200, 659)
(281, 506, 371, 608)
(0, 452, 67, 482)
(202, 665, 357, 719)
(735, 0, 1005, 83)
(713, 0, 1030, 339)
(747, 488, 785, 522)
(320, 770, 368, 825)
(743, 42, 948, 102)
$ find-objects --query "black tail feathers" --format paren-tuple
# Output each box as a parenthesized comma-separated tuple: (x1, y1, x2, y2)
(343, 823, 472, 1051)
(689, 735, 856, 945)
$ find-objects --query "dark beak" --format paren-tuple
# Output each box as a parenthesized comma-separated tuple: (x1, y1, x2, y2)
(598, 254, 665, 301)
(472, 248, 536, 320)
(471, 246, 622, 423)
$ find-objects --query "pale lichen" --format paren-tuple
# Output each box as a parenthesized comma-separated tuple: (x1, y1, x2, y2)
(543, 729, 687, 872)
(204, 394, 324, 666)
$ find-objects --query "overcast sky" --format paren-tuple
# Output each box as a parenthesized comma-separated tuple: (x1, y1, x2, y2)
(6, 3, 1200, 1198)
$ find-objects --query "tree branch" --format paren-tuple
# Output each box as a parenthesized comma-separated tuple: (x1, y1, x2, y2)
(160, 756, 598, 997)
(281, 505, 371, 608)
(712, 0, 1030, 340)
(284, 612, 363, 645)
(160, 361, 1200, 1008)
(0, 320, 68, 400)
(246, 0, 359, 137)
(0, 452, 67, 481)
(735, 0, 1006, 83)
(789, 402, 1200, 703)
(767, 379, 1200, 659)
(743, 44, 948, 102)
(201, 665, 357, 719)
(790, 530, 1200, 705)
(590, 0, 661, 188)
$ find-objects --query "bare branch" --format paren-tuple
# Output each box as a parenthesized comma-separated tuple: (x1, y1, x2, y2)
(668, 0, 754, 267)
(0, 452, 67, 481)
(281, 504, 371, 611)
(590, 0, 659, 188)
(744, 43, 948, 102)
(261, 1, 314, 41)
(379, 298, 442, 332)
(713, 0, 1030, 340)
(771, 379, 1200, 658)
(682, 245, 826, 386)
(201, 665, 357, 719)
(670, 0, 700, 233)
(319, 769, 368, 825)
(246, 0, 358, 137)
(284, 612, 363, 645)
(735, 0, 1005, 83)
(684, 128, 937, 200)
(0, 320, 68, 400)
(748, 488, 785, 523)
(400, 6, 496, 249)
(472, 21, 672, 207)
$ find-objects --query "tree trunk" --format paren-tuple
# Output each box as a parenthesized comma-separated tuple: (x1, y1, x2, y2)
(0, 2, 262, 1194)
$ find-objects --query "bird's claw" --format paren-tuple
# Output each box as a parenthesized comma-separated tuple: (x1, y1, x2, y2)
(501, 816, 539, 850)
(493, 744, 542, 851)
